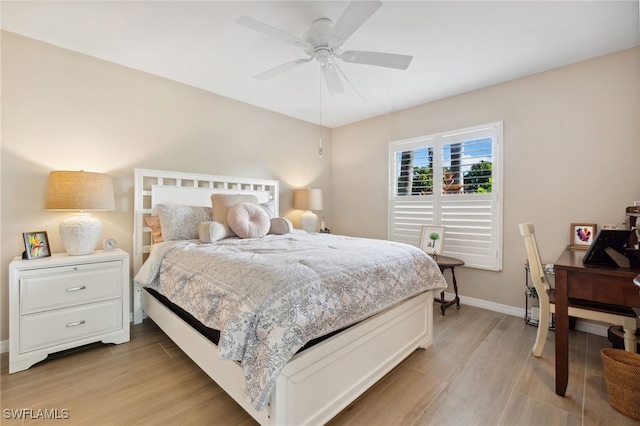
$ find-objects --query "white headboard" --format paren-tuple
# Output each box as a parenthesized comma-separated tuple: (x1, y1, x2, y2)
(133, 168, 279, 274)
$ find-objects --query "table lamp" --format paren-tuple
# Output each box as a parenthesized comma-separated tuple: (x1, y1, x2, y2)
(45, 170, 115, 255)
(294, 188, 323, 233)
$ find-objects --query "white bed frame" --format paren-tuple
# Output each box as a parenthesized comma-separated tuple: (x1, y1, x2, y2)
(132, 168, 436, 425)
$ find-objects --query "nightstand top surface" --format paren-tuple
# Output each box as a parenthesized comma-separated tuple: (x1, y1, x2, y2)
(10, 249, 128, 269)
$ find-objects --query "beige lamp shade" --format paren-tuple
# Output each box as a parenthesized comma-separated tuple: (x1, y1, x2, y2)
(45, 171, 115, 211)
(45, 171, 115, 255)
(294, 188, 323, 233)
(293, 188, 323, 211)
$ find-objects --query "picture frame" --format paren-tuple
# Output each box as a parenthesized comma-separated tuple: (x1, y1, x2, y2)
(420, 226, 445, 256)
(22, 231, 51, 260)
(570, 223, 597, 250)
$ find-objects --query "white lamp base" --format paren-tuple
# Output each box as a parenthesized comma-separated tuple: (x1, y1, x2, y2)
(300, 211, 318, 233)
(60, 213, 102, 255)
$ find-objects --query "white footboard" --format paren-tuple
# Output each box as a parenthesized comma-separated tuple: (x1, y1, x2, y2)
(137, 286, 434, 425)
(272, 290, 434, 425)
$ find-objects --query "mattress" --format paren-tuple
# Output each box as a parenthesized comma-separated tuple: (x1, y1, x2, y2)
(144, 287, 346, 353)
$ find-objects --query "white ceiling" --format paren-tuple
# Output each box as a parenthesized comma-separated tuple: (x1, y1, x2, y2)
(2, 1, 639, 128)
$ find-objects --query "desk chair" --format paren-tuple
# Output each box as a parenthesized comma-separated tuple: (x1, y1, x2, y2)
(519, 222, 637, 357)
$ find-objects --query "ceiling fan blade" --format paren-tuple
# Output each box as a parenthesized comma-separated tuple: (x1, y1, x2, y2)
(254, 57, 313, 80)
(321, 62, 344, 96)
(236, 16, 310, 49)
(338, 51, 413, 70)
(329, 1, 382, 47)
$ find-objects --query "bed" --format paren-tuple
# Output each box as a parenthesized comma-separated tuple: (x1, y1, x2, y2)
(132, 168, 447, 425)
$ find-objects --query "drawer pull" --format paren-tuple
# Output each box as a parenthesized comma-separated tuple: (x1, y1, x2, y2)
(66, 285, 86, 292)
(66, 320, 86, 328)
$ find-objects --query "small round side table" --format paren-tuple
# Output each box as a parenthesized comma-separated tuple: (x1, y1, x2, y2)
(434, 255, 465, 315)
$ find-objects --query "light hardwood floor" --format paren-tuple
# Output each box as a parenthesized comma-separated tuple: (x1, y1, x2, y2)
(1, 305, 637, 425)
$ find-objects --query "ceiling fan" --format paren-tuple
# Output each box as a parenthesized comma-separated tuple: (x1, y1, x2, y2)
(236, 1, 413, 95)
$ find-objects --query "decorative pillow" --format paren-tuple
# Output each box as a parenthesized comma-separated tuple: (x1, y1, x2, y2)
(268, 217, 293, 235)
(227, 202, 271, 239)
(198, 221, 227, 243)
(156, 204, 213, 241)
(211, 194, 259, 237)
(260, 200, 277, 219)
(144, 215, 163, 243)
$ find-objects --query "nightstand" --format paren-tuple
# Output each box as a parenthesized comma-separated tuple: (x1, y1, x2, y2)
(9, 249, 130, 373)
(434, 255, 464, 316)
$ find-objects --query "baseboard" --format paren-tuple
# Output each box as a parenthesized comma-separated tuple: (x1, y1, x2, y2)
(0, 298, 613, 355)
(450, 292, 610, 337)
(449, 292, 523, 317)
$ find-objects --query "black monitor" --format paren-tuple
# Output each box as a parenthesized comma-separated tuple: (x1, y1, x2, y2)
(582, 229, 633, 267)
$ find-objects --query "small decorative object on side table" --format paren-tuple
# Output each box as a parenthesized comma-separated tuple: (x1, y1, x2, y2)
(22, 231, 52, 259)
(103, 238, 118, 251)
(435, 255, 464, 315)
(420, 226, 445, 257)
(319, 216, 330, 233)
(8, 249, 130, 373)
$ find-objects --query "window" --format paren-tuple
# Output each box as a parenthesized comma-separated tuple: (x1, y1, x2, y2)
(389, 122, 503, 271)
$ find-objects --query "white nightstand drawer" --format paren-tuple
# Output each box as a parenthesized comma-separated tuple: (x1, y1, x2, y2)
(20, 262, 122, 314)
(19, 299, 123, 353)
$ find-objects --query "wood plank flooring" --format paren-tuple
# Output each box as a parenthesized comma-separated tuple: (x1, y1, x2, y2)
(1, 305, 637, 425)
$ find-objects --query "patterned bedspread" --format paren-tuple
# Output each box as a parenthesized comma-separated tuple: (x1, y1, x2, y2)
(134, 233, 447, 410)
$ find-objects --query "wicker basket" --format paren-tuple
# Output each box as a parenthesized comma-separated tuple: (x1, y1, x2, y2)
(601, 348, 640, 420)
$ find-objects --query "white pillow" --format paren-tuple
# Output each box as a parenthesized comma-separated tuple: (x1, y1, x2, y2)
(227, 202, 271, 239)
(211, 194, 259, 237)
(260, 200, 277, 219)
(157, 204, 212, 241)
(268, 217, 293, 235)
(198, 221, 227, 243)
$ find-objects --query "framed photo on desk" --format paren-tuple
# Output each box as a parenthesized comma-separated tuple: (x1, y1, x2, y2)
(570, 223, 596, 250)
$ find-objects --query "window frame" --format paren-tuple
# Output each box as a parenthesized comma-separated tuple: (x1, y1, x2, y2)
(388, 122, 503, 271)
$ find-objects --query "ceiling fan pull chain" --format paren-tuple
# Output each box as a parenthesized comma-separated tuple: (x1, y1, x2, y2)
(318, 74, 324, 158)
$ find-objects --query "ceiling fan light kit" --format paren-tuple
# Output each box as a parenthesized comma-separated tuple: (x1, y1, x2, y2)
(236, 1, 413, 96)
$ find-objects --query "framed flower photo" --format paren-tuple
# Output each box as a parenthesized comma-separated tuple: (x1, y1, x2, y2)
(420, 226, 445, 256)
(22, 231, 51, 259)
(570, 223, 597, 250)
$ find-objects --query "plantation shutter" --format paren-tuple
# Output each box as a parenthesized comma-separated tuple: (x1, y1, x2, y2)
(389, 122, 503, 271)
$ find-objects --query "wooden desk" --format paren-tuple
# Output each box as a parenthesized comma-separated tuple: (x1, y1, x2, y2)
(553, 249, 640, 396)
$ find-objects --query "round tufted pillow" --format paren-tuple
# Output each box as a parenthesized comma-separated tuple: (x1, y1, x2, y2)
(227, 202, 271, 239)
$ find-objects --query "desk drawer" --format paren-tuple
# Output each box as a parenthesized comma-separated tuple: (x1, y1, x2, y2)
(567, 270, 640, 307)
(19, 299, 123, 353)
(20, 262, 122, 314)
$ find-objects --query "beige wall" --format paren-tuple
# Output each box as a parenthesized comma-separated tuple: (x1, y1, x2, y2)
(0, 31, 332, 342)
(332, 47, 640, 309)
